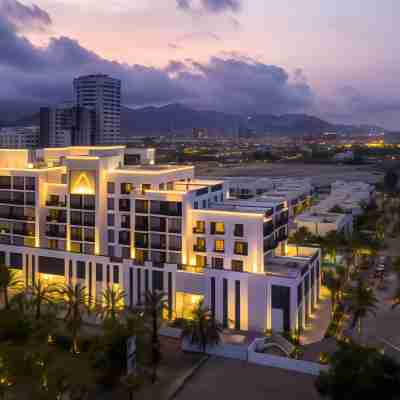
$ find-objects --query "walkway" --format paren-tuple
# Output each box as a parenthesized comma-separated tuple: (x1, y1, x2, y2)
(300, 286, 331, 345)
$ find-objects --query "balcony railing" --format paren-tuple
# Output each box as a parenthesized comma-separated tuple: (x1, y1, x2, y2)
(46, 200, 66, 208)
(13, 229, 35, 237)
(192, 227, 206, 234)
(46, 230, 67, 239)
(0, 214, 35, 221)
(46, 215, 67, 223)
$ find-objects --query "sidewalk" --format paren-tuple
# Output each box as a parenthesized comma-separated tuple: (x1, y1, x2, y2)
(300, 287, 331, 345)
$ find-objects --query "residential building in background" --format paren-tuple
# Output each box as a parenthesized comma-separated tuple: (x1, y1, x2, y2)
(0, 126, 39, 149)
(0, 146, 321, 334)
(73, 74, 121, 145)
(40, 104, 94, 147)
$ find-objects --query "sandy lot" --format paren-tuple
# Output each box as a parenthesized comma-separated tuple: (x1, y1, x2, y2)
(196, 162, 383, 186)
(176, 357, 320, 400)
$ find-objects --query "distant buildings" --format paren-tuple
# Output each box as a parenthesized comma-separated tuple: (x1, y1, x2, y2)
(0, 126, 39, 149)
(73, 74, 121, 145)
(39, 103, 94, 147)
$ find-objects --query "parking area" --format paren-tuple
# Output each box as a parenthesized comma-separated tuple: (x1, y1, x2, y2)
(175, 357, 320, 400)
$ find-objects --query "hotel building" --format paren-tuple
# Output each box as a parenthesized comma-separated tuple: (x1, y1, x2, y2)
(0, 146, 320, 333)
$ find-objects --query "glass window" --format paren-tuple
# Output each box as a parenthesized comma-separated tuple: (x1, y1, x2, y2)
(211, 222, 224, 235)
(77, 261, 86, 279)
(121, 247, 131, 259)
(135, 215, 148, 231)
(70, 194, 82, 209)
(234, 241, 248, 256)
(71, 227, 83, 241)
(108, 229, 115, 243)
(175, 292, 204, 319)
(13, 176, 24, 190)
(196, 255, 207, 268)
(107, 182, 115, 194)
(193, 221, 205, 234)
(214, 239, 224, 253)
(121, 214, 131, 229)
(107, 213, 115, 226)
(119, 198, 130, 212)
(108, 246, 115, 257)
(134, 232, 148, 248)
(107, 198, 115, 210)
(234, 224, 244, 237)
(194, 237, 206, 252)
(169, 235, 182, 251)
(168, 218, 181, 234)
(113, 265, 119, 283)
(231, 259, 244, 272)
(121, 183, 133, 195)
(194, 201, 198, 209)
(25, 177, 35, 191)
(212, 257, 224, 270)
(70, 211, 82, 226)
(135, 199, 148, 213)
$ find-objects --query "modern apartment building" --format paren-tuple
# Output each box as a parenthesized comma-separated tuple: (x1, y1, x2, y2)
(73, 75, 121, 145)
(0, 146, 321, 333)
(40, 104, 94, 147)
(0, 126, 39, 149)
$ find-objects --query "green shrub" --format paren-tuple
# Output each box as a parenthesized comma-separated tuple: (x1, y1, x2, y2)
(53, 333, 73, 351)
(0, 309, 32, 343)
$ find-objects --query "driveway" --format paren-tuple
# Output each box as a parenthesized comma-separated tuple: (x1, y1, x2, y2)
(175, 357, 321, 400)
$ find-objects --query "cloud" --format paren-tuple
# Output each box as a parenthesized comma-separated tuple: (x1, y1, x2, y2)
(176, 0, 241, 13)
(178, 31, 221, 42)
(0, 2, 313, 120)
(0, 0, 51, 31)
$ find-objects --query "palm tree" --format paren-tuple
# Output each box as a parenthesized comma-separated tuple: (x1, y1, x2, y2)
(59, 283, 90, 354)
(325, 270, 341, 316)
(0, 265, 22, 310)
(181, 300, 222, 354)
(322, 231, 341, 264)
(347, 279, 378, 335)
(143, 290, 168, 384)
(28, 279, 57, 320)
(96, 286, 126, 323)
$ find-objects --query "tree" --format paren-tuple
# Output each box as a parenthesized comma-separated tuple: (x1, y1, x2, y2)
(315, 341, 400, 399)
(0, 266, 21, 310)
(58, 283, 90, 354)
(181, 300, 222, 353)
(96, 286, 126, 323)
(121, 372, 147, 400)
(28, 279, 57, 320)
(143, 290, 168, 384)
(325, 270, 342, 316)
(384, 169, 399, 193)
(347, 279, 378, 335)
(329, 205, 345, 214)
(289, 227, 313, 255)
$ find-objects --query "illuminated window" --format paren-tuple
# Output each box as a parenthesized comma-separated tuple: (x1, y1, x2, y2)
(193, 221, 205, 234)
(214, 239, 225, 253)
(234, 241, 248, 256)
(175, 292, 204, 320)
(195, 255, 207, 268)
(194, 237, 206, 252)
(211, 222, 225, 235)
(121, 183, 133, 195)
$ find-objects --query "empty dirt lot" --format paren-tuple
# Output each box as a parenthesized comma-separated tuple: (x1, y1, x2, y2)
(196, 162, 383, 186)
(175, 357, 321, 400)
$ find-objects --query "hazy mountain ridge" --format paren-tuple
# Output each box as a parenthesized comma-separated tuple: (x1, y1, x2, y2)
(2, 103, 387, 136)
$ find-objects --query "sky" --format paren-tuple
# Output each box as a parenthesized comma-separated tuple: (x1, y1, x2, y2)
(0, 0, 399, 129)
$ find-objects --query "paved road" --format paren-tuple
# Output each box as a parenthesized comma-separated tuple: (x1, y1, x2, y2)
(175, 357, 321, 400)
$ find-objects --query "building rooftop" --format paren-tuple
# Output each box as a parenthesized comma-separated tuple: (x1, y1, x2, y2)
(266, 256, 311, 278)
(295, 211, 345, 224)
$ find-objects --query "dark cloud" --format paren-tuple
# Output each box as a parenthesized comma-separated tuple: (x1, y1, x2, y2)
(0, 0, 51, 31)
(176, 0, 241, 13)
(0, 2, 313, 120)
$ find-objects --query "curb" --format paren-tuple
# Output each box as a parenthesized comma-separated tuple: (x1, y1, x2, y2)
(166, 355, 210, 400)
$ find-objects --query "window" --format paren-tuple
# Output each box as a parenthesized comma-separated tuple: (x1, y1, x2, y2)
(210, 222, 224, 235)
(107, 213, 115, 226)
(150, 217, 166, 232)
(119, 198, 130, 212)
(70, 194, 83, 209)
(71, 227, 83, 241)
(196, 255, 207, 268)
(108, 246, 115, 257)
(234, 241, 248, 256)
(121, 214, 131, 229)
(25, 177, 35, 191)
(231, 260, 244, 272)
(107, 198, 115, 210)
(135, 215, 148, 231)
(193, 221, 205, 234)
(113, 265, 119, 283)
(121, 247, 131, 259)
(194, 237, 206, 252)
(212, 257, 224, 270)
(121, 183, 132, 195)
(77, 261, 86, 279)
(108, 230, 115, 243)
(194, 201, 198, 209)
(83, 213, 95, 226)
(135, 200, 148, 213)
(96, 263, 103, 282)
(135, 232, 148, 248)
(107, 182, 115, 194)
(119, 231, 131, 245)
(202, 200, 207, 208)
(168, 218, 181, 234)
(214, 239, 225, 253)
(13, 176, 24, 190)
(169, 235, 182, 251)
(234, 224, 244, 237)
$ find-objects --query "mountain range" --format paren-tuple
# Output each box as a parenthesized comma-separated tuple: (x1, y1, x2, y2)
(0, 103, 387, 137)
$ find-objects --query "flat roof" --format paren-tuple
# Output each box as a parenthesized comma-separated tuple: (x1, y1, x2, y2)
(296, 211, 344, 223)
(113, 165, 194, 175)
(266, 256, 310, 278)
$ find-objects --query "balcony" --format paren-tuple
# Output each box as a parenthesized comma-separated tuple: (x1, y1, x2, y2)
(0, 213, 35, 222)
(13, 229, 35, 237)
(46, 215, 67, 224)
(192, 227, 205, 234)
(46, 200, 66, 208)
(135, 224, 148, 231)
(193, 245, 206, 252)
(177, 264, 205, 274)
(46, 230, 67, 239)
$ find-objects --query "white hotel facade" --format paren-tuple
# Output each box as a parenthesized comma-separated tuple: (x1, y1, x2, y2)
(0, 146, 320, 333)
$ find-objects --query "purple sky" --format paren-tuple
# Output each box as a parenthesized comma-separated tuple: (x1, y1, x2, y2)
(1, 0, 399, 129)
